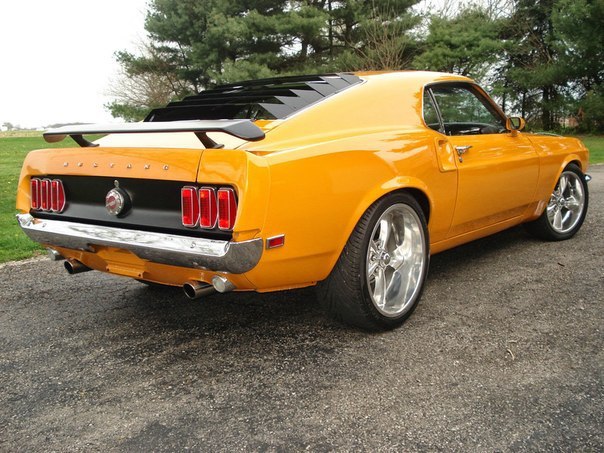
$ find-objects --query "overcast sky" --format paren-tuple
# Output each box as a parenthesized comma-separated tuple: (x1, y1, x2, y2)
(0, 0, 148, 128)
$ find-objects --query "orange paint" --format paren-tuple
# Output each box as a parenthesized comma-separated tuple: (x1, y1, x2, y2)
(16, 72, 589, 291)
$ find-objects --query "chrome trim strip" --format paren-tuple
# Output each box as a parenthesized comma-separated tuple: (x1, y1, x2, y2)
(17, 214, 262, 274)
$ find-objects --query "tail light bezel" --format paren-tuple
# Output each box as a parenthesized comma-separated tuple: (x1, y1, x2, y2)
(199, 187, 218, 229)
(30, 178, 66, 213)
(181, 186, 200, 228)
(30, 178, 41, 210)
(217, 188, 237, 231)
(180, 185, 238, 231)
(40, 179, 51, 211)
(50, 179, 66, 212)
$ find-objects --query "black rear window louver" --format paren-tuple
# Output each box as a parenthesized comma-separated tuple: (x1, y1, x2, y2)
(145, 73, 362, 123)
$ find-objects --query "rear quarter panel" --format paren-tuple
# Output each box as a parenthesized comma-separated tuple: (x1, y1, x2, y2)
(196, 149, 270, 242)
(242, 129, 457, 291)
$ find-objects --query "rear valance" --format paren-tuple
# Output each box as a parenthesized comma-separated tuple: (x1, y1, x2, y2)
(43, 119, 265, 148)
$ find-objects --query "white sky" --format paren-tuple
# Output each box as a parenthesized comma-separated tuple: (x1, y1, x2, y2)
(0, 0, 148, 129)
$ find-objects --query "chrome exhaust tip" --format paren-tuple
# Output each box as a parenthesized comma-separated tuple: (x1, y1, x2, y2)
(47, 248, 65, 261)
(212, 275, 236, 293)
(183, 281, 215, 299)
(64, 259, 91, 275)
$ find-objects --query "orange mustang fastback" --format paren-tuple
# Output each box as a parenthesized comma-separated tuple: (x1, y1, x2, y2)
(16, 71, 590, 330)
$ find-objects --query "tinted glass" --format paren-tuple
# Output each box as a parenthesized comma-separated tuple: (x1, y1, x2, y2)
(431, 85, 505, 135)
(423, 90, 441, 132)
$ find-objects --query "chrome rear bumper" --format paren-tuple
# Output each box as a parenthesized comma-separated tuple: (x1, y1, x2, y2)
(17, 214, 262, 274)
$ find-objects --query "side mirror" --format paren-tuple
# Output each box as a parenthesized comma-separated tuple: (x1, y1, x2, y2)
(506, 116, 526, 132)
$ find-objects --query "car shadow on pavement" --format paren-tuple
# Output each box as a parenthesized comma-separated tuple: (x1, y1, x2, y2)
(112, 224, 534, 340)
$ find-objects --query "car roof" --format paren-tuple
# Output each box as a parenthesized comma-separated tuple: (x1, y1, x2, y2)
(355, 70, 474, 86)
(144, 71, 475, 124)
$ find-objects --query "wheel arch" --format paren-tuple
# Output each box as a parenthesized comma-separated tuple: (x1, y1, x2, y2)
(324, 177, 434, 278)
(349, 176, 433, 235)
(550, 155, 588, 194)
(401, 187, 431, 222)
(364, 186, 431, 225)
(561, 155, 586, 173)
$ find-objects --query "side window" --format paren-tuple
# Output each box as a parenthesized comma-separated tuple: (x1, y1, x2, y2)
(431, 85, 505, 135)
(423, 89, 442, 132)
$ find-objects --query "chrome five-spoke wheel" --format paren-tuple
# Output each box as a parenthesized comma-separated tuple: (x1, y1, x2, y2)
(319, 193, 429, 331)
(546, 170, 585, 234)
(366, 204, 426, 317)
(525, 163, 589, 241)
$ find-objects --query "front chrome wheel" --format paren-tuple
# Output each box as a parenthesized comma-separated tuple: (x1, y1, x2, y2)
(546, 171, 586, 234)
(524, 163, 589, 241)
(366, 204, 427, 317)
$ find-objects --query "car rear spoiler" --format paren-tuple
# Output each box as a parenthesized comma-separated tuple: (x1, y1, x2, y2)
(43, 119, 266, 148)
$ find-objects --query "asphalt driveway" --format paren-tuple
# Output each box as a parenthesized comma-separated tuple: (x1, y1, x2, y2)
(1, 166, 602, 451)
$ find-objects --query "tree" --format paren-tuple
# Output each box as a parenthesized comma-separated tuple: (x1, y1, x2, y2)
(108, 0, 422, 116)
(412, 7, 505, 79)
(106, 42, 193, 121)
(106, 0, 603, 132)
(335, 1, 421, 71)
(132, 0, 317, 86)
(501, 0, 565, 130)
(552, 0, 604, 130)
(496, 0, 603, 131)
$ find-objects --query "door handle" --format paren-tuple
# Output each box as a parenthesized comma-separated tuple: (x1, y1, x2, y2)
(455, 145, 472, 162)
(455, 145, 472, 155)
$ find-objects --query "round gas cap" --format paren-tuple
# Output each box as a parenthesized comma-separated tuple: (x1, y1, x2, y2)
(105, 188, 130, 216)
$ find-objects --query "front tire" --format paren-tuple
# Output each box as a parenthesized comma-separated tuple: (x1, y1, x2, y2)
(319, 193, 430, 331)
(524, 164, 589, 241)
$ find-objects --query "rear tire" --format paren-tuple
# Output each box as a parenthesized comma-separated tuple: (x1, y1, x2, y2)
(524, 164, 588, 241)
(318, 193, 429, 331)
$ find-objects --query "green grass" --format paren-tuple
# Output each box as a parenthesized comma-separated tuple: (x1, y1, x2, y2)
(579, 135, 604, 164)
(0, 132, 603, 264)
(0, 134, 79, 263)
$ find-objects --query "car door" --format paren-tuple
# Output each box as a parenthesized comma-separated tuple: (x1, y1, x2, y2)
(427, 83, 539, 238)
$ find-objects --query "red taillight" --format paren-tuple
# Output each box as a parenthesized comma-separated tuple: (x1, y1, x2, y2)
(40, 179, 51, 211)
(181, 187, 199, 227)
(217, 188, 237, 231)
(31, 178, 67, 213)
(181, 185, 237, 231)
(199, 187, 217, 229)
(30, 179, 40, 210)
(50, 180, 66, 212)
